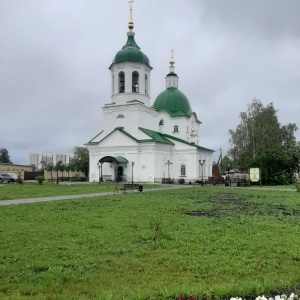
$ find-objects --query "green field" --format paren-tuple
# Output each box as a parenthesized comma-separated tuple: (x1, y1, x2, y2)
(0, 182, 161, 201)
(1, 186, 300, 299)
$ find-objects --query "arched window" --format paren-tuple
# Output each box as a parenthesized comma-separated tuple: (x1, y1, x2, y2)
(116, 114, 125, 119)
(159, 119, 164, 125)
(132, 71, 139, 92)
(145, 74, 148, 95)
(174, 125, 179, 132)
(181, 165, 186, 176)
(119, 72, 125, 93)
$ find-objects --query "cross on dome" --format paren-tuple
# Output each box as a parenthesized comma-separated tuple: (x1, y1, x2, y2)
(170, 49, 175, 66)
(128, 0, 134, 31)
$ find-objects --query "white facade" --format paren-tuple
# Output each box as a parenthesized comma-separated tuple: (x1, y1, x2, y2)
(86, 11, 213, 183)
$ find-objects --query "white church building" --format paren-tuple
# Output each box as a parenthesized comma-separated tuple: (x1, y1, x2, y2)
(86, 4, 213, 183)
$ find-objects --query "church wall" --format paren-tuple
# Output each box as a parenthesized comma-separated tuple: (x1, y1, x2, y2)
(102, 104, 157, 138)
(156, 112, 200, 144)
(153, 145, 174, 180)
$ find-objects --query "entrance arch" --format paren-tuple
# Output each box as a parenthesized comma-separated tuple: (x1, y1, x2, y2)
(98, 156, 129, 182)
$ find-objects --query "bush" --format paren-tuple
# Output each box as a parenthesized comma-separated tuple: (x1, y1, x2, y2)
(71, 173, 87, 182)
(16, 173, 23, 184)
(294, 177, 300, 192)
(72, 173, 81, 182)
(178, 178, 185, 185)
(36, 176, 45, 185)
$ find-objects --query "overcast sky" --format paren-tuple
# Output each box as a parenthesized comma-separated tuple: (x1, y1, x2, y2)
(1, 0, 299, 165)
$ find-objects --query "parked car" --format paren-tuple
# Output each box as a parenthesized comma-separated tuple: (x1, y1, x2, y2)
(0, 173, 18, 183)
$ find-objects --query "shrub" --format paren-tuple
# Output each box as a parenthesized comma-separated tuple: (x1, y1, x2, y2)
(16, 173, 23, 184)
(178, 178, 185, 185)
(35, 176, 45, 185)
(294, 177, 300, 192)
(71, 174, 87, 182)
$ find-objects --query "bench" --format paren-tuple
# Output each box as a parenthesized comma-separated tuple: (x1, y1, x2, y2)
(121, 183, 141, 193)
(103, 175, 112, 182)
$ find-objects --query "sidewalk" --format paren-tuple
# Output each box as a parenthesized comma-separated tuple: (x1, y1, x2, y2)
(0, 185, 192, 207)
(0, 184, 296, 207)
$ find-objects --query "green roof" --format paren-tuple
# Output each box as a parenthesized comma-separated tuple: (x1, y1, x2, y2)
(153, 87, 192, 117)
(86, 127, 213, 152)
(163, 134, 214, 152)
(86, 127, 173, 146)
(115, 156, 129, 163)
(99, 156, 128, 164)
(112, 35, 150, 65)
(138, 128, 174, 145)
(166, 72, 178, 77)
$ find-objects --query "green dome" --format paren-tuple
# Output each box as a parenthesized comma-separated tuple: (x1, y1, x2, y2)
(153, 87, 192, 117)
(112, 35, 150, 65)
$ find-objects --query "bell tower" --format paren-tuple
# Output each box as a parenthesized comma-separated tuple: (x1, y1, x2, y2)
(109, 1, 152, 106)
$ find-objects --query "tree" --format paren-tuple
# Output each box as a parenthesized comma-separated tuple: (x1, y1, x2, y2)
(221, 155, 234, 173)
(228, 98, 299, 184)
(71, 146, 89, 177)
(0, 148, 12, 163)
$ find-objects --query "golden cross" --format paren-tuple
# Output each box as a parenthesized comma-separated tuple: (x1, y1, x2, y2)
(170, 49, 174, 60)
(129, 0, 134, 21)
(169, 49, 175, 66)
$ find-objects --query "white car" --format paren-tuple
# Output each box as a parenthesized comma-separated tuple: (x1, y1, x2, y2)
(0, 173, 18, 183)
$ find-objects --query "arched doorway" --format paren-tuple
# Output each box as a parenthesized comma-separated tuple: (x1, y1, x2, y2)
(117, 166, 124, 182)
(98, 156, 129, 182)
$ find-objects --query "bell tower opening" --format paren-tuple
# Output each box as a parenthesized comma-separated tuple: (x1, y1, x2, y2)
(132, 71, 139, 92)
(119, 72, 125, 93)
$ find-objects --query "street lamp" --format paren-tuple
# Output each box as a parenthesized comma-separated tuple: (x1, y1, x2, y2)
(97, 162, 101, 184)
(131, 162, 135, 184)
(199, 159, 205, 187)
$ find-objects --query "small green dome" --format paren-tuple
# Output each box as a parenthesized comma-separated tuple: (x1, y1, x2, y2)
(112, 35, 150, 65)
(153, 87, 192, 117)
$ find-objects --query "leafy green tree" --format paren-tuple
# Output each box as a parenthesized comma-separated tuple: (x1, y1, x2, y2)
(228, 98, 299, 184)
(71, 146, 89, 177)
(0, 148, 12, 163)
(221, 155, 234, 173)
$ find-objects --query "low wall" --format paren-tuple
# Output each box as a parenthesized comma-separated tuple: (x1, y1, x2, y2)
(43, 170, 85, 180)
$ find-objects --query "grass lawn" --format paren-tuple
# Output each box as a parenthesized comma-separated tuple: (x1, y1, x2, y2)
(0, 182, 161, 201)
(0, 186, 300, 299)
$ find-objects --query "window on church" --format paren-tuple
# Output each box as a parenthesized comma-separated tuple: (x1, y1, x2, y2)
(181, 165, 186, 176)
(145, 74, 148, 95)
(159, 119, 164, 125)
(174, 125, 179, 132)
(112, 75, 114, 95)
(116, 114, 125, 119)
(119, 72, 125, 93)
(132, 71, 139, 92)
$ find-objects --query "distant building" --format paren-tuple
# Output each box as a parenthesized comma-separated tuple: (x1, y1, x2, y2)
(29, 153, 74, 170)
